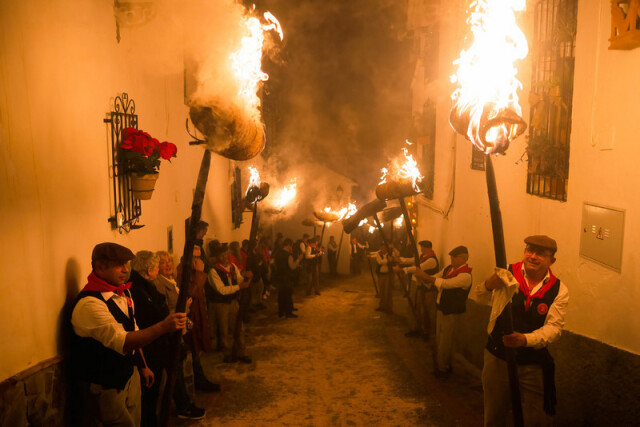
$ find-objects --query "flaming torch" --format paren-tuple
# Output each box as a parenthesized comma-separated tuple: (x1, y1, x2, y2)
(162, 11, 282, 425)
(341, 199, 387, 296)
(376, 143, 424, 266)
(449, 1, 528, 425)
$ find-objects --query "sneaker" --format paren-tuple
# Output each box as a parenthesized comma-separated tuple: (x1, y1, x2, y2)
(177, 405, 206, 420)
(195, 380, 221, 392)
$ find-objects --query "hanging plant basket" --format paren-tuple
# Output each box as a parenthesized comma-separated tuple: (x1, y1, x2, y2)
(131, 173, 159, 200)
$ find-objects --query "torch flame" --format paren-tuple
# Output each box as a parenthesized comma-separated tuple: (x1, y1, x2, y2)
(359, 218, 369, 227)
(230, 12, 284, 121)
(368, 225, 376, 234)
(393, 216, 404, 228)
(343, 203, 358, 220)
(248, 166, 261, 188)
(379, 141, 424, 193)
(273, 178, 297, 210)
(450, 0, 528, 154)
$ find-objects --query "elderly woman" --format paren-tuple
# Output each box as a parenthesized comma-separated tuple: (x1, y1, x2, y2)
(152, 251, 206, 420)
(129, 251, 171, 427)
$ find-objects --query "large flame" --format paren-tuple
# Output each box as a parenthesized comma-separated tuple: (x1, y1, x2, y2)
(393, 216, 404, 228)
(450, 0, 528, 154)
(343, 203, 358, 220)
(379, 142, 424, 193)
(230, 11, 283, 120)
(273, 178, 297, 210)
(248, 166, 261, 188)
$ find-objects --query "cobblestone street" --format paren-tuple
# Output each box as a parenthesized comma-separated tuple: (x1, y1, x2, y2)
(178, 273, 484, 426)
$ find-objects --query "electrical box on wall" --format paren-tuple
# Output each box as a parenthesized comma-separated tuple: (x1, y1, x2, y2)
(580, 202, 625, 272)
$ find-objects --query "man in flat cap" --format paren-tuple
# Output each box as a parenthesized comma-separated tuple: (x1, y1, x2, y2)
(400, 240, 440, 340)
(70, 242, 188, 426)
(411, 245, 472, 378)
(474, 235, 569, 426)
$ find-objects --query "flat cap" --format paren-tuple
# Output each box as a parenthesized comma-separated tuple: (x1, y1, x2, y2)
(448, 245, 468, 256)
(524, 235, 557, 252)
(418, 240, 432, 248)
(92, 242, 135, 264)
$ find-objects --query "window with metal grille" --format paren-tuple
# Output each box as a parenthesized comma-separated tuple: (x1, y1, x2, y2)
(526, 0, 577, 201)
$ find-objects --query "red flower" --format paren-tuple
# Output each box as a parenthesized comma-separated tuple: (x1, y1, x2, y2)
(158, 142, 178, 160)
(131, 134, 148, 155)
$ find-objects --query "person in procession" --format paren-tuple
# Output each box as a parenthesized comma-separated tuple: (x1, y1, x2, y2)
(400, 240, 440, 340)
(274, 238, 304, 318)
(207, 244, 254, 363)
(327, 235, 338, 277)
(473, 235, 568, 426)
(304, 237, 322, 296)
(410, 245, 472, 379)
(70, 242, 187, 426)
(374, 242, 399, 313)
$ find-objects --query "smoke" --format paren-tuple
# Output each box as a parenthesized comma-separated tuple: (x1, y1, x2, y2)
(254, 0, 414, 197)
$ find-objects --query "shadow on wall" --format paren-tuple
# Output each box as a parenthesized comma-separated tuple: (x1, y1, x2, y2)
(57, 258, 81, 426)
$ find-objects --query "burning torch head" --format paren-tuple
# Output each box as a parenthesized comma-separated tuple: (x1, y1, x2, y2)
(341, 199, 387, 234)
(313, 210, 342, 223)
(381, 206, 402, 223)
(189, 104, 266, 161)
(244, 182, 270, 205)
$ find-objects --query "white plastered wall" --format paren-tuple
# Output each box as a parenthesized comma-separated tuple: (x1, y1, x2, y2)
(413, 0, 640, 355)
(0, 0, 250, 379)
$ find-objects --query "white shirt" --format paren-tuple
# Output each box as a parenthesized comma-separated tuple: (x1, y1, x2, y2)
(432, 264, 472, 304)
(402, 256, 438, 275)
(471, 265, 569, 349)
(305, 245, 319, 259)
(208, 264, 244, 295)
(375, 249, 399, 273)
(71, 291, 139, 356)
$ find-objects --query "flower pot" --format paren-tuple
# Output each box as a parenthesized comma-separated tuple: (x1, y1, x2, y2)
(131, 173, 159, 200)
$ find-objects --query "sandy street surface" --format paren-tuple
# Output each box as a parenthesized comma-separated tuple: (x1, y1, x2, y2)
(175, 273, 484, 426)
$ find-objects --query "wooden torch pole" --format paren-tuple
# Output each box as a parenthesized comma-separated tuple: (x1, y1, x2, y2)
(159, 150, 211, 426)
(485, 155, 524, 427)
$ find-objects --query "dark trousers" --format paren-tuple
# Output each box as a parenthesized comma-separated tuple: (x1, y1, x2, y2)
(328, 251, 338, 275)
(278, 281, 294, 315)
(141, 364, 161, 427)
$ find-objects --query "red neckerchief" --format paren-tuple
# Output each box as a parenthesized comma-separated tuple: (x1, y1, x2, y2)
(82, 271, 132, 306)
(444, 264, 472, 279)
(419, 250, 436, 264)
(215, 263, 235, 281)
(511, 261, 557, 310)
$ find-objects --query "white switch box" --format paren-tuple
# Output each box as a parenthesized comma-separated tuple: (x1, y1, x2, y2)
(579, 202, 625, 272)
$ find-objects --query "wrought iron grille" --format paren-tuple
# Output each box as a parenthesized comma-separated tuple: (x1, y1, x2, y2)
(526, 0, 577, 201)
(104, 92, 143, 232)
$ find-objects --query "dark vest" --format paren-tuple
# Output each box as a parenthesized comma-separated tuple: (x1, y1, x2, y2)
(70, 290, 135, 390)
(436, 265, 471, 314)
(486, 263, 561, 415)
(420, 253, 440, 275)
(486, 264, 561, 364)
(211, 265, 238, 304)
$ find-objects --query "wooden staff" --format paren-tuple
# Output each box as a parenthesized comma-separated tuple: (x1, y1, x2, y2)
(159, 150, 211, 426)
(485, 155, 523, 427)
(366, 255, 379, 296)
(336, 229, 345, 272)
(319, 222, 327, 247)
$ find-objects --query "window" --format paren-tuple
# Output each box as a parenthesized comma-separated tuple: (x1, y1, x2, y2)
(526, 0, 578, 201)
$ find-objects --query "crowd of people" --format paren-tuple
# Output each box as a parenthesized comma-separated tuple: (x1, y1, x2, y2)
(67, 214, 566, 427)
(357, 231, 567, 426)
(68, 220, 340, 426)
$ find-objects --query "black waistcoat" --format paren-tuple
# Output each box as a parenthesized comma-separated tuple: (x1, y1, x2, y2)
(274, 248, 294, 283)
(486, 265, 561, 364)
(211, 266, 238, 304)
(70, 290, 135, 390)
(436, 265, 471, 315)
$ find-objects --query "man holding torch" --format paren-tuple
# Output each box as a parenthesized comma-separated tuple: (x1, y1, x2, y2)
(473, 235, 568, 426)
(400, 240, 439, 340)
(407, 245, 471, 379)
(374, 242, 399, 313)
